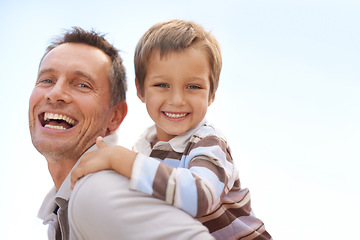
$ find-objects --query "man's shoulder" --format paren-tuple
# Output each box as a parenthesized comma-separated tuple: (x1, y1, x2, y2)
(68, 170, 144, 239)
(69, 170, 156, 216)
(70, 170, 138, 207)
(73, 170, 128, 191)
(68, 170, 214, 240)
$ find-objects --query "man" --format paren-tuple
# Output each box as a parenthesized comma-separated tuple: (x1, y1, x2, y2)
(29, 27, 214, 240)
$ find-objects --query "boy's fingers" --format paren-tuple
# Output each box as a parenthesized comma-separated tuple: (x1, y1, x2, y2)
(71, 167, 84, 189)
(71, 137, 106, 190)
(96, 136, 108, 149)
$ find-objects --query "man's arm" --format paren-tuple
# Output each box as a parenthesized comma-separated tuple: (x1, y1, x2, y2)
(68, 170, 214, 240)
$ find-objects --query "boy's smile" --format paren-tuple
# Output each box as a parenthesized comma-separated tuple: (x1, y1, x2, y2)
(137, 48, 215, 142)
(163, 111, 189, 119)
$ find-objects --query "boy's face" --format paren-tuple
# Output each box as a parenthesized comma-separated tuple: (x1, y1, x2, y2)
(137, 48, 214, 142)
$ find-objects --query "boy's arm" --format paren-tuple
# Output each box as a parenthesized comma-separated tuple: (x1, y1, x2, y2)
(71, 136, 136, 188)
(71, 135, 234, 218)
(130, 135, 236, 218)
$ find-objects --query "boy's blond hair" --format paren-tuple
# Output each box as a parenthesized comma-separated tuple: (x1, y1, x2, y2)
(134, 19, 222, 98)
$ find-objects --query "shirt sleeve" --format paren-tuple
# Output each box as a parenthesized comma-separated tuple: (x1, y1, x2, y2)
(68, 170, 214, 240)
(130, 135, 236, 218)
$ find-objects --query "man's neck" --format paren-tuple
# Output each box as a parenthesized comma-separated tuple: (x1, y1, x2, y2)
(47, 159, 77, 190)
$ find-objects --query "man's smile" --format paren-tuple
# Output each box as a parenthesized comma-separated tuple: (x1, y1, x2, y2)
(40, 112, 78, 130)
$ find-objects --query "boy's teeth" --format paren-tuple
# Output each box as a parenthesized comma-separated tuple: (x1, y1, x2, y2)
(165, 112, 187, 118)
(44, 112, 76, 126)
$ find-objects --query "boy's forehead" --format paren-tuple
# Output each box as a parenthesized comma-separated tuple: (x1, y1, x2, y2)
(149, 47, 209, 62)
(146, 48, 211, 83)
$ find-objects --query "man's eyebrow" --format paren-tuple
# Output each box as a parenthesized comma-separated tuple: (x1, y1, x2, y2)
(38, 68, 56, 76)
(37, 68, 95, 82)
(73, 70, 95, 82)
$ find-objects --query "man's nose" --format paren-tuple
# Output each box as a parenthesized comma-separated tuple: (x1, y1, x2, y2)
(45, 79, 72, 103)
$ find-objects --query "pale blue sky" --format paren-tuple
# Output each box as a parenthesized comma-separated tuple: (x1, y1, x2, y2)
(0, 0, 359, 239)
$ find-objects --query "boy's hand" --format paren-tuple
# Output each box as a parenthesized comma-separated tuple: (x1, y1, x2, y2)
(71, 136, 137, 189)
(71, 136, 112, 189)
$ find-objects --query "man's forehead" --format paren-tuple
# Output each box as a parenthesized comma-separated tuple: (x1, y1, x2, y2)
(39, 43, 111, 75)
(38, 43, 112, 91)
(42, 43, 111, 65)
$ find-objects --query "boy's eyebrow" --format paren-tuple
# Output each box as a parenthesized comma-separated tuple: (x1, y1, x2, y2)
(149, 74, 167, 79)
(149, 75, 208, 82)
(189, 76, 208, 81)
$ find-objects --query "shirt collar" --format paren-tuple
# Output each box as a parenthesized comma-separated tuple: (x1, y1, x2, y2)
(132, 124, 157, 155)
(134, 119, 207, 154)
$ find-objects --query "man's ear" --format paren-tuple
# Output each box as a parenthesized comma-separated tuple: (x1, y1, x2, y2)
(107, 100, 128, 134)
(135, 78, 145, 103)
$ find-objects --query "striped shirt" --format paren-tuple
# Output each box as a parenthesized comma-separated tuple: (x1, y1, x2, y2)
(130, 120, 272, 240)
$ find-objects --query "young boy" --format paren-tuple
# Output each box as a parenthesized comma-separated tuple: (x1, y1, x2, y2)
(71, 20, 272, 240)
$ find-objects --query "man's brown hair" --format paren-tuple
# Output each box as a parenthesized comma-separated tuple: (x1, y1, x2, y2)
(41, 27, 127, 106)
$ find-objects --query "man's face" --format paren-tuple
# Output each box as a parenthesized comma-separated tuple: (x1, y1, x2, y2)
(29, 43, 115, 162)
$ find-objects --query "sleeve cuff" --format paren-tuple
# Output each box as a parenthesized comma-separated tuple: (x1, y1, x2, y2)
(129, 152, 147, 190)
(129, 153, 161, 196)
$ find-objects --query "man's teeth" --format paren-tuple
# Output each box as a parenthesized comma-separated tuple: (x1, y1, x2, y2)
(44, 125, 66, 130)
(164, 112, 187, 118)
(44, 112, 76, 126)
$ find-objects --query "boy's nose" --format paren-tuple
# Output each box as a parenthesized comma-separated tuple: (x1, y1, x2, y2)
(168, 89, 186, 106)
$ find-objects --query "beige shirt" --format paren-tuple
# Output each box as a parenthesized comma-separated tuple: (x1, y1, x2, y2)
(38, 134, 214, 240)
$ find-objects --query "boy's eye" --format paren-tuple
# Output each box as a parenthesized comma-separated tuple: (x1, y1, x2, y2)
(154, 83, 168, 88)
(187, 85, 201, 89)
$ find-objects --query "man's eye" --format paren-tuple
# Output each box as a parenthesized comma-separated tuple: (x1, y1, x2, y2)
(78, 83, 91, 89)
(41, 79, 53, 84)
(37, 79, 53, 86)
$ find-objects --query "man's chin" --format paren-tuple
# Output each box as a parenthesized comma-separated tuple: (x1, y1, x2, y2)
(32, 139, 78, 162)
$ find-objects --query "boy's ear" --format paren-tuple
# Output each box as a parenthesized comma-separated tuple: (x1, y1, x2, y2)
(107, 100, 128, 134)
(135, 77, 145, 103)
(208, 93, 215, 106)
